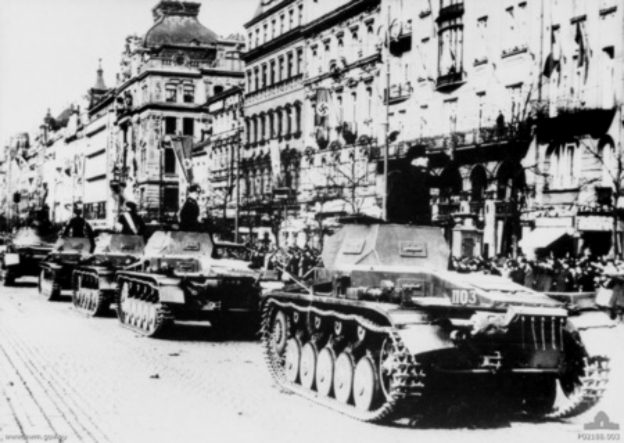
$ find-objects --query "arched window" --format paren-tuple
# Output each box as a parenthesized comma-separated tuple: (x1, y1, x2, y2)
(547, 143, 578, 190)
(496, 161, 525, 200)
(470, 165, 487, 200)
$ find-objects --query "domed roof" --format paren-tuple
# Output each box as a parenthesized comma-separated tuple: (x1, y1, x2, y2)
(145, 1, 218, 48)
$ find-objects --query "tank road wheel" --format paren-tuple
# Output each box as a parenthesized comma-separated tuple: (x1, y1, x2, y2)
(117, 281, 130, 324)
(334, 351, 355, 404)
(300, 342, 318, 390)
(353, 355, 380, 412)
(271, 310, 290, 356)
(548, 332, 610, 419)
(316, 347, 336, 397)
(285, 338, 302, 383)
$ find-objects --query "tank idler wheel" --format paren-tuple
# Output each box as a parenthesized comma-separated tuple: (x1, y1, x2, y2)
(379, 338, 397, 400)
(334, 351, 355, 404)
(519, 376, 557, 416)
(285, 338, 302, 383)
(353, 355, 380, 412)
(300, 342, 318, 390)
(271, 310, 289, 356)
(316, 347, 336, 397)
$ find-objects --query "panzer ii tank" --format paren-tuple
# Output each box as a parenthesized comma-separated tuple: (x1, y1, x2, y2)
(39, 237, 93, 301)
(72, 233, 145, 317)
(1, 227, 57, 286)
(114, 231, 262, 338)
(261, 222, 613, 423)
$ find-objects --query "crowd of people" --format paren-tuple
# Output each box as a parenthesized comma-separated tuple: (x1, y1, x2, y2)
(450, 252, 624, 294)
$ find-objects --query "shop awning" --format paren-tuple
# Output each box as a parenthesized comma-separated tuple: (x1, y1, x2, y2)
(520, 228, 574, 249)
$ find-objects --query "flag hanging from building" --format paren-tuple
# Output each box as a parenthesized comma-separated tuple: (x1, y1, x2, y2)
(269, 138, 281, 185)
(171, 136, 195, 184)
(543, 27, 561, 78)
(315, 88, 331, 127)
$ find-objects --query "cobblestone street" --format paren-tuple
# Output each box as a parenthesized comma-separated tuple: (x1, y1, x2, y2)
(0, 280, 622, 443)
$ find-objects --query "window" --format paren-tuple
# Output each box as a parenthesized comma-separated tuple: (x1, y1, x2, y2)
(270, 60, 276, 85)
(549, 143, 580, 189)
(254, 67, 260, 90)
(163, 187, 179, 211)
(165, 117, 177, 135)
(507, 83, 523, 122)
(255, 29, 260, 47)
(183, 84, 194, 103)
(351, 26, 359, 43)
(248, 70, 253, 91)
(503, 3, 527, 54)
(280, 14, 285, 34)
(271, 19, 276, 39)
(263, 24, 268, 43)
(262, 63, 268, 87)
(366, 87, 373, 123)
(438, 18, 463, 79)
(443, 99, 458, 134)
(165, 84, 177, 102)
(298, 4, 303, 26)
(248, 33, 253, 49)
(183, 118, 194, 136)
(475, 16, 488, 63)
(278, 57, 285, 81)
(164, 148, 176, 174)
(289, 9, 295, 29)
(296, 48, 303, 74)
(476, 92, 486, 128)
(214, 85, 224, 95)
(287, 52, 294, 78)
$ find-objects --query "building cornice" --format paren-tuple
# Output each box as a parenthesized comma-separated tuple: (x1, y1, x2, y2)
(303, 0, 379, 37)
(244, 0, 297, 28)
(242, 28, 303, 63)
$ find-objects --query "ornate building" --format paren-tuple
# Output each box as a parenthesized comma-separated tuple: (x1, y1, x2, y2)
(379, 0, 624, 258)
(110, 1, 245, 225)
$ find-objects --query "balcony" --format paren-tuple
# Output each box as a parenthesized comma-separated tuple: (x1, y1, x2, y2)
(495, 201, 515, 216)
(436, 2, 464, 23)
(384, 82, 413, 105)
(436, 71, 464, 90)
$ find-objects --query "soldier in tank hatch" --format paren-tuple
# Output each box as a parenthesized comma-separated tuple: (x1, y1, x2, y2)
(61, 205, 95, 252)
(179, 184, 201, 232)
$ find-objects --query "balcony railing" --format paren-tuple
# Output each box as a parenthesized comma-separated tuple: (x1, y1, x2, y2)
(436, 71, 464, 90)
(384, 82, 413, 104)
(245, 74, 304, 101)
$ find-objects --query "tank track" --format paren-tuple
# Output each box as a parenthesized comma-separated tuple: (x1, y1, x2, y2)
(39, 268, 60, 301)
(72, 270, 111, 317)
(547, 355, 610, 419)
(261, 298, 426, 423)
(115, 276, 174, 338)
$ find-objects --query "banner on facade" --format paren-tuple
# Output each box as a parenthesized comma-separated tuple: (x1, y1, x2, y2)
(269, 138, 281, 185)
(171, 136, 194, 184)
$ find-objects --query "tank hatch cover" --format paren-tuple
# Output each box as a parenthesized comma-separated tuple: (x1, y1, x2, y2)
(143, 231, 214, 257)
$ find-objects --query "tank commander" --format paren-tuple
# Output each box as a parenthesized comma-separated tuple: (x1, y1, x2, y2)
(179, 184, 201, 232)
(61, 205, 95, 252)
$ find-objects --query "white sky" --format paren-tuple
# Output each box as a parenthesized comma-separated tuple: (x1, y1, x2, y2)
(0, 0, 258, 147)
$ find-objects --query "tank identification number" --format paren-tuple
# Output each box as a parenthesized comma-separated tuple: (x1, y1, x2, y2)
(451, 289, 477, 305)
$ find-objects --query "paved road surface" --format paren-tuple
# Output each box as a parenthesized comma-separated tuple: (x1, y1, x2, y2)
(1, 279, 622, 443)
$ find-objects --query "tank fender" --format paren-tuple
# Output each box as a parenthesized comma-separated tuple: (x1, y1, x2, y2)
(157, 283, 185, 304)
(566, 311, 616, 357)
(394, 324, 455, 356)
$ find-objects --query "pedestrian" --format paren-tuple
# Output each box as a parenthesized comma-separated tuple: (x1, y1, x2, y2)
(118, 200, 146, 237)
(61, 205, 95, 252)
(179, 184, 201, 232)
